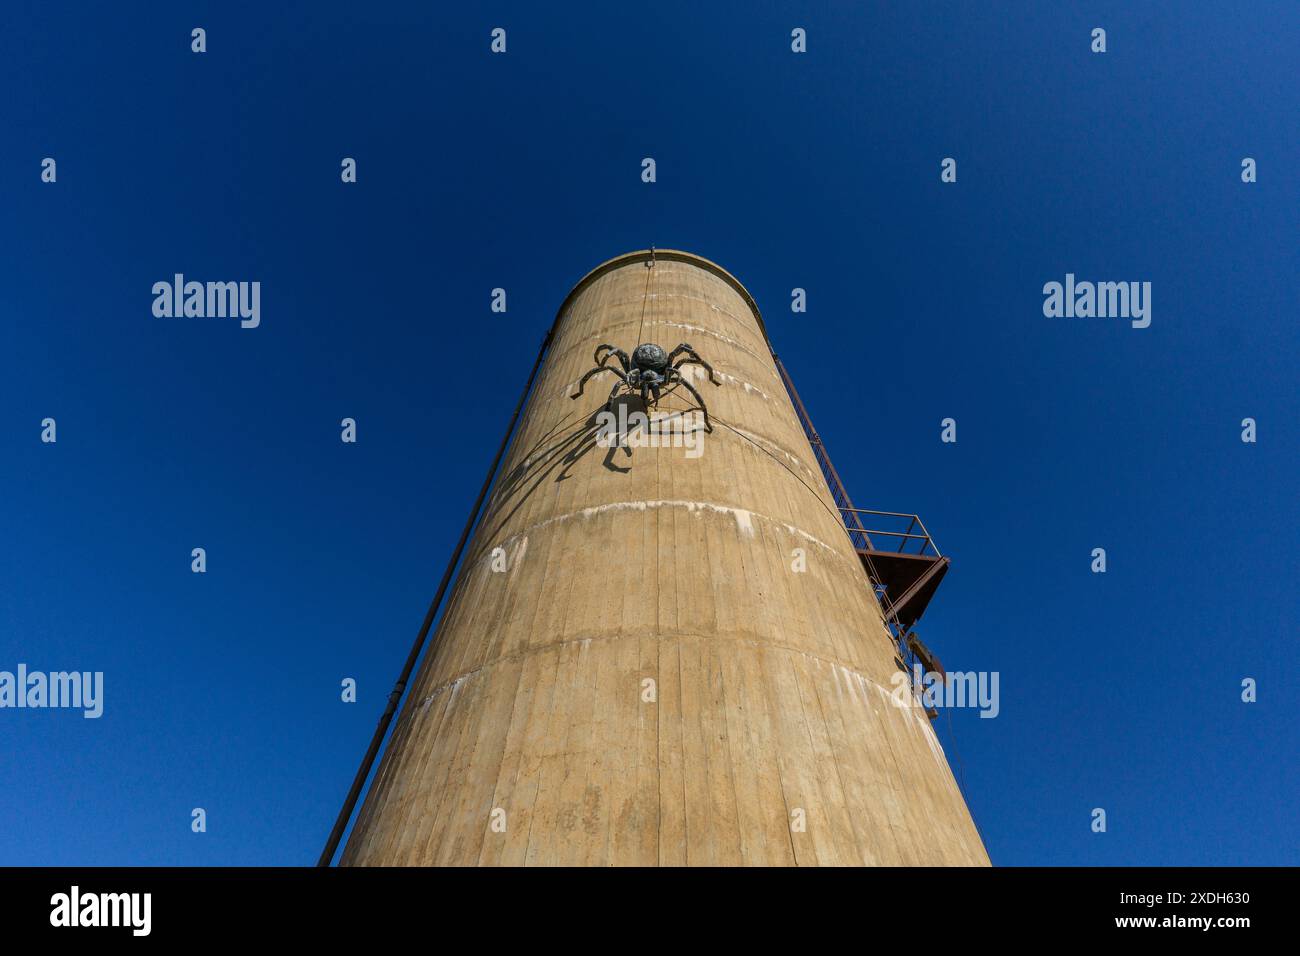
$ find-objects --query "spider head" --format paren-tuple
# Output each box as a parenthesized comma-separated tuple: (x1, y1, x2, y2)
(632, 342, 669, 373)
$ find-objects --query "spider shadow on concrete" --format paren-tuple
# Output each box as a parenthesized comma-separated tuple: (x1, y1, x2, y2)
(477, 395, 654, 549)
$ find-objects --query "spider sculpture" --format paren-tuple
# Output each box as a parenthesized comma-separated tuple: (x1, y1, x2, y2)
(571, 342, 721, 431)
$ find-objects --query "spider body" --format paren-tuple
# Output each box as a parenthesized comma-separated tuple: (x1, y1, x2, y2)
(571, 341, 721, 432)
(631, 342, 670, 374)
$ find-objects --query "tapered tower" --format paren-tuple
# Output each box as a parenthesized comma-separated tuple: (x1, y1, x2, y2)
(341, 250, 989, 866)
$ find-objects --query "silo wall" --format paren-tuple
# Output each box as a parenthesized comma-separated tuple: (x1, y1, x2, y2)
(341, 250, 990, 866)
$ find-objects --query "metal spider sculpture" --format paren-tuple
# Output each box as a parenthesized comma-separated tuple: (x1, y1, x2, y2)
(571, 342, 721, 431)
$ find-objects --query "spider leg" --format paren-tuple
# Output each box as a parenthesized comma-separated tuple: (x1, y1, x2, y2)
(572, 364, 627, 398)
(666, 368, 714, 432)
(672, 357, 721, 386)
(593, 344, 631, 372)
(668, 344, 720, 385)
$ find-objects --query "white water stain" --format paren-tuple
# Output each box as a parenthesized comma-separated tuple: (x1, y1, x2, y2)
(679, 363, 772, 401)
(478, 499, 843, 573)
(798, 654, 949, 768)
(856, 669, 948, 767)
(574, 499, 760, 539)
(647, 318, 774, 366)
(510, 536, 528, 579)
(421, 672, 470, 712)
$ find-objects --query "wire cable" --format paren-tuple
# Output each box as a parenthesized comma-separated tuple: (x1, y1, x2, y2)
(635, 245, 655, 346)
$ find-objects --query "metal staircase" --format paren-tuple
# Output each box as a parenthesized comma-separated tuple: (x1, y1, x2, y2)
(773, 355, 950, 678)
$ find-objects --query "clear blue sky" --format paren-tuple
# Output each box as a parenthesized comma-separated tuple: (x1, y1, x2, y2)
(1, 2, 1295, 866)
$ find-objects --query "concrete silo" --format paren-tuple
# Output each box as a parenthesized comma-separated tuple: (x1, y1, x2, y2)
(339, 250, 989, 866)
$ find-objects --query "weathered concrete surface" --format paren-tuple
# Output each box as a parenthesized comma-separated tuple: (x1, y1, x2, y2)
(342, 250, 990, 866)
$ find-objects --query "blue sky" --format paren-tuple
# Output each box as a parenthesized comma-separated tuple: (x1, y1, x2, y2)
(1, 2, 1295, 866)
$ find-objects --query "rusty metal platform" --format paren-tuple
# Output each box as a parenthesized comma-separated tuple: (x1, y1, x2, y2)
(842, 508, 950, 632)
(775, 355, 951, 638)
